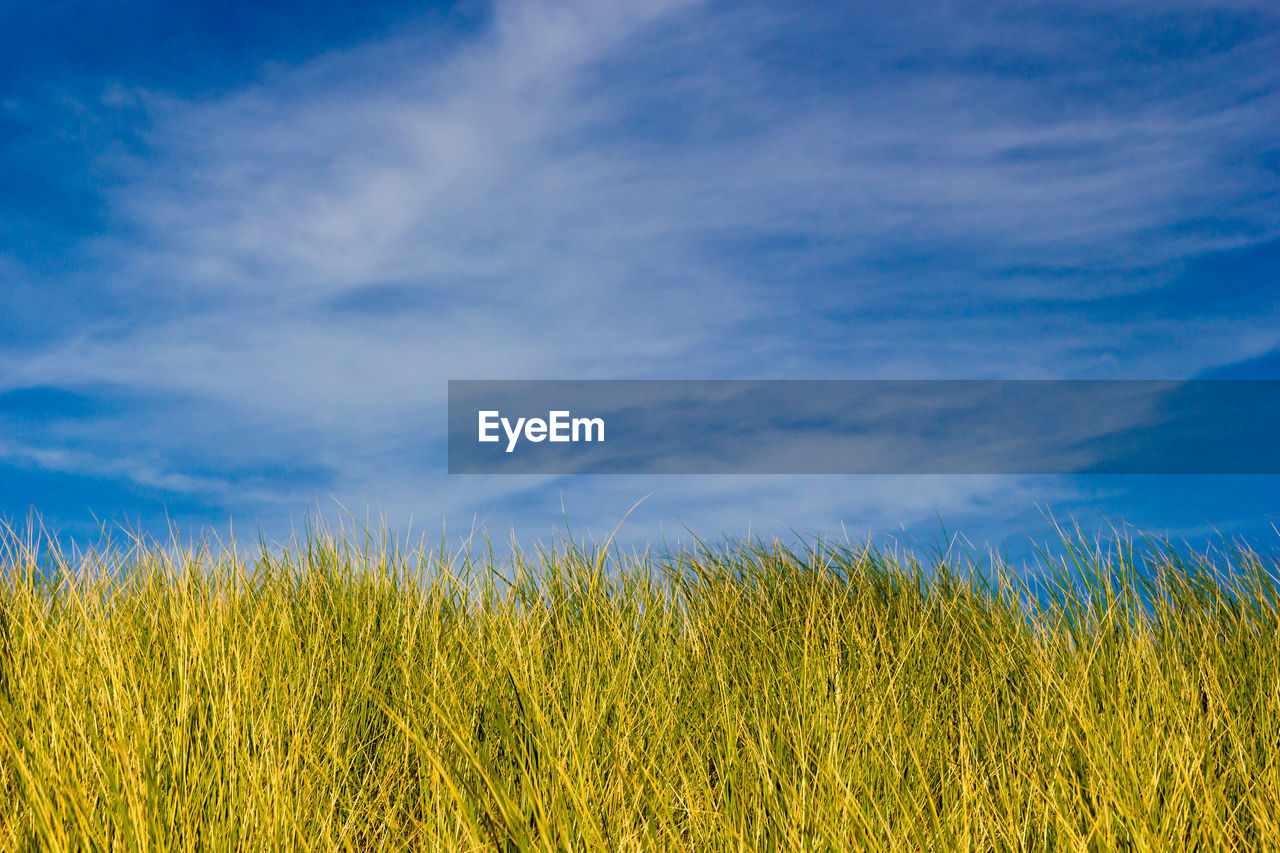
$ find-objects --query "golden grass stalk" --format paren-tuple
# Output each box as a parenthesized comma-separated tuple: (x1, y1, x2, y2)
(1, 522, 1277, 850)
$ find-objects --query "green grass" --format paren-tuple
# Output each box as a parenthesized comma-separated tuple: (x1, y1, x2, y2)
(1, 523, 1278, 850)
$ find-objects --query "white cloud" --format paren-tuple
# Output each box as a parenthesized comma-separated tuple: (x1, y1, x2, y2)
(4, 0, 1278, 542)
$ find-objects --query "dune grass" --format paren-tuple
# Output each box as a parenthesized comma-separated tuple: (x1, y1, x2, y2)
(1, 523, 1278, 851)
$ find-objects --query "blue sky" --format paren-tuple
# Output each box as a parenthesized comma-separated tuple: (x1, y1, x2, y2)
(1, 0, 1277, 555)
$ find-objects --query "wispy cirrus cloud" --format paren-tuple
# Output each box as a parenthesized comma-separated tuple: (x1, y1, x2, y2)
(2, 0, 1277, 544)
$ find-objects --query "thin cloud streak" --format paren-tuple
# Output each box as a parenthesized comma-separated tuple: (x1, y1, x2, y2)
(1, 0, 1277, 542)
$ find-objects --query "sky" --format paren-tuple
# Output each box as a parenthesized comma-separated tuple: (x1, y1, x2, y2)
(1, 0, 1277, 557)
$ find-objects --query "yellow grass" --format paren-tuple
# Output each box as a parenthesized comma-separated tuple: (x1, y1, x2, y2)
(1, 523, 1277, 850)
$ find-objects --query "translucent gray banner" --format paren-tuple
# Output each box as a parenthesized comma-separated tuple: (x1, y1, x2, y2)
(447, 380, 1280, 474)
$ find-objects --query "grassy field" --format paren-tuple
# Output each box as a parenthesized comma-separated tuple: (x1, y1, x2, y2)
(1, 524, 1278, 851)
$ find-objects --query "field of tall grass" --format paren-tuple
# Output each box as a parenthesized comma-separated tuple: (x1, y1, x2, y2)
(1, 522, 1278, 850)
